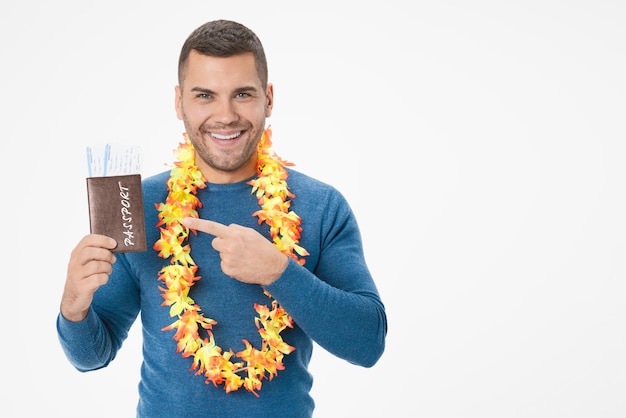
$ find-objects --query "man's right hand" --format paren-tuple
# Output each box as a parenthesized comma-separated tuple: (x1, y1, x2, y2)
(60, 234, 117, 322)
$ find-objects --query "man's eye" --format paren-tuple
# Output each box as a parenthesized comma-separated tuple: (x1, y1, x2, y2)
(198, 93, 211, 99)
(236, 92, 250, 98)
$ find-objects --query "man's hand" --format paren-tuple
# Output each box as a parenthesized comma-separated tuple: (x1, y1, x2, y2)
(182, 217, 288, 286)
(60, 234, 117, 322)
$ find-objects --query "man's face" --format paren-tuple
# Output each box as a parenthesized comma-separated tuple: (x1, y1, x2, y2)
(175, 50, 273, 183)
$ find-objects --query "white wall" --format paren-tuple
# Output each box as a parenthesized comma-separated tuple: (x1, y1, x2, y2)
(2, 1, 626, 417)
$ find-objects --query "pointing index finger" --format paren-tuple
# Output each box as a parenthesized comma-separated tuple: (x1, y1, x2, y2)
(182, 217, 229, 237)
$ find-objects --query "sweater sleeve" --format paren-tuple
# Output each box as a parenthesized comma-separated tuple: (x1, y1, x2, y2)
(265, 189, 387, 367)
(56, 308, 116, 371)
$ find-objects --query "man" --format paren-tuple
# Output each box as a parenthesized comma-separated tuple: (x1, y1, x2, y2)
(57, 19, 387, 417)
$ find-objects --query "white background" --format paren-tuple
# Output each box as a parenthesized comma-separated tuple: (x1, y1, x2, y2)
(2, 1, 625, 417)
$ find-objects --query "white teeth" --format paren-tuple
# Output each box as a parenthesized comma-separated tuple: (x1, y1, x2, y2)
(212, 132, 241, 140)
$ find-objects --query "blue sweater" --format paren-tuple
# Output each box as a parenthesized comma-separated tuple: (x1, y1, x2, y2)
(57, 168, 387, 417)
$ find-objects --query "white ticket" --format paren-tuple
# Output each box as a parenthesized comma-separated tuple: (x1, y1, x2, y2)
(86, 143, 142, 177)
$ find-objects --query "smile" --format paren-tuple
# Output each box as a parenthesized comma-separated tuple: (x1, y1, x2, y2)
(211, 131, 242, 140)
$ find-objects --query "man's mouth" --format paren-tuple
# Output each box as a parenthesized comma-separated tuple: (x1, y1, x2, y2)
(210, 131, 242, 140)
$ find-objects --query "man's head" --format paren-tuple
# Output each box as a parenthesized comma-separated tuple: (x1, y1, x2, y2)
(175, 20, 273, 184)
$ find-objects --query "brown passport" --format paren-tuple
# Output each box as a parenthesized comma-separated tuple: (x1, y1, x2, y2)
(86, 174, 147, 253)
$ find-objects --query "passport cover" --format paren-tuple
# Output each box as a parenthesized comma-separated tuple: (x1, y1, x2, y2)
(86, 174, 147, 253)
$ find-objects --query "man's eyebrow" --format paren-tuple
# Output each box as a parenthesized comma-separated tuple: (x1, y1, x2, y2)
(190, 86, 216, 95)
(234, 86, 259, 94)
(189, 86, 259, 95)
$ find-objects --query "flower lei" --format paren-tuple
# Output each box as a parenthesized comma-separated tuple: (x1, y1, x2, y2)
(154, 128, 308, 396)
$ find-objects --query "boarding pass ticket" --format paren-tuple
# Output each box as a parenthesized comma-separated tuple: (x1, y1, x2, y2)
(86, 143, 142, 177)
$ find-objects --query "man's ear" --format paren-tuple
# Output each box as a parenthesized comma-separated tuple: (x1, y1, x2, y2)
(175, 85, 183, 120)
(265, 83, 274, 117)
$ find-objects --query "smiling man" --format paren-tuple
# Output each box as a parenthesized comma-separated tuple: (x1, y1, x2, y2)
(57, 19, 387, 418)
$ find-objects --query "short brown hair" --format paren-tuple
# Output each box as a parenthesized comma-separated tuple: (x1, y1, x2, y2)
(178, 20, 268, 89)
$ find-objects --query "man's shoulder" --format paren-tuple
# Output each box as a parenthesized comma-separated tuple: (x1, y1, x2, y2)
(286, 167, 332, 189)
(285, 167, 347, 205)
(141, 170, 171, 197)
(143, 170, 170, 184)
